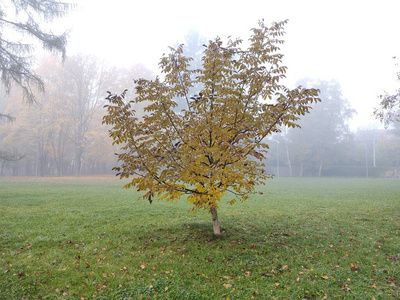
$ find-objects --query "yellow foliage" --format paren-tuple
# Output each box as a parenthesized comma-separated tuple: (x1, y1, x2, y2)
(103, 20, 320, 211)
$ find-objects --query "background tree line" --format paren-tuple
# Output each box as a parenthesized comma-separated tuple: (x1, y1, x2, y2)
(1, 28, 399, 178)
(265, 79, 400, 178)
(0, 54, 152, 176)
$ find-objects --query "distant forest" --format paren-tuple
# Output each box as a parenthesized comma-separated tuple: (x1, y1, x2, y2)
(1, 53, 399, 178)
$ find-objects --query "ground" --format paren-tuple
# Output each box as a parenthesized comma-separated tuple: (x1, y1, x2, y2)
(0, 177, 399, 299)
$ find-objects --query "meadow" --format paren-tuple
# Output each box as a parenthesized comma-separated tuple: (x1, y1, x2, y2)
(0, 176, 399, 299)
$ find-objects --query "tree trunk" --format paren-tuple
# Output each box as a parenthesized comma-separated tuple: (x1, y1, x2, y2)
(318, 147, 325, 177)
(285, 136, 292, 177)
(300, 160, 304, 177)
(210, 207, 221, 236)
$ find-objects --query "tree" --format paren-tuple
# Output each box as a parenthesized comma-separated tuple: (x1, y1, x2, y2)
(0, 0, 72, 120)
(284, 79, 354, 177)
(103, 20, 320, 236)
(0, 55, 154, 176)
(173, 29, 207, 110)
(375, 58, 400, 127)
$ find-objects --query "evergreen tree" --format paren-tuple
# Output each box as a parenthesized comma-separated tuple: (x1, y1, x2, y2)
(0, 0, 73, 120)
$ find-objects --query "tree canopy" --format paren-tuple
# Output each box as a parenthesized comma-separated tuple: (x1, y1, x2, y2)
(0, 0, 72, 118)
(285, 79, 354, 177)
(103, 20, 320, 235)
(375, 59, 400, 127)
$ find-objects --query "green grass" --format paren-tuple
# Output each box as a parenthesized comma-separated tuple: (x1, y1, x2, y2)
(0, 177, 399, 299)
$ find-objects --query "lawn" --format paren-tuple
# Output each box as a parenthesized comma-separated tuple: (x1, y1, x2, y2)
(0, 177, 399, 299)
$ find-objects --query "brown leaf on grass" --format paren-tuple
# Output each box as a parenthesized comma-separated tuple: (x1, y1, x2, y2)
(350, 263, 360, 271)
(342, 284, 351, 291)
(388, 255, 399, 262)
(279, 265, 289, 272)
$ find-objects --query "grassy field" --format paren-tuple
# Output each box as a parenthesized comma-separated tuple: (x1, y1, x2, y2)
(0, 177, 399, 299)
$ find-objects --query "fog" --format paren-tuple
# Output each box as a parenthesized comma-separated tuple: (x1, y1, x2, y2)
(65, 0, 400, 129)
(1, 0, 400, 177)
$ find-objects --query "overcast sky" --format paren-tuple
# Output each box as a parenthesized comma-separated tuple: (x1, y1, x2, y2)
(63, 0, 400, 130)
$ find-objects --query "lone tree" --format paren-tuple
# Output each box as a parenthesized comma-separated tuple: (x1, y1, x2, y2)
(103, 20, 320, 235)
(375, 59, 400, 127)
(0, 0, 72, 120)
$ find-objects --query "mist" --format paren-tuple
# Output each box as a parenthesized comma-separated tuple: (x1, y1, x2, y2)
(1, 0, 400, 178)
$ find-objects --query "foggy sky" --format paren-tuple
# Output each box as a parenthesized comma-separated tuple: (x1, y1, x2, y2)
(62, 0, 400, 130)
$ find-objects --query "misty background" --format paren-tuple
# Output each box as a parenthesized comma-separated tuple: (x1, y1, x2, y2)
(1, 0, 400, 177)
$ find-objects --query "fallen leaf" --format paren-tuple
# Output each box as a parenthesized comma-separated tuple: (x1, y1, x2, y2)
(350, 263, 359, 271)
(342, 284, 351, 291)
(223, 283, 232, 288)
